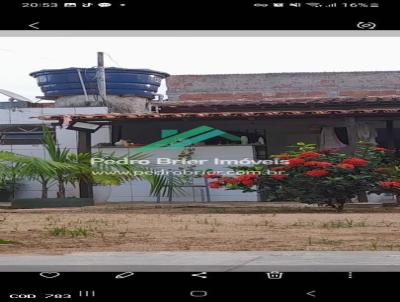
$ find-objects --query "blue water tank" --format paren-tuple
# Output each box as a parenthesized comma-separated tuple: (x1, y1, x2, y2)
(30, 67, 169, 99)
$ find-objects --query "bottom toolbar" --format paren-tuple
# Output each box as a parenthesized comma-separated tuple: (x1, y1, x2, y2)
(1, 272, 398, 300)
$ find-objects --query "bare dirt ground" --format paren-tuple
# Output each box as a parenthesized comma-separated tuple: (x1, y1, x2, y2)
(1, 203, 400, 254)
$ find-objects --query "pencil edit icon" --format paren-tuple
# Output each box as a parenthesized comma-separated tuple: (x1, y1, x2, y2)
(115, 272, 135, 279)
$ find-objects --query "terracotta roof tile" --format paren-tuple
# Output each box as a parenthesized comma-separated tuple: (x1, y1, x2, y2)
(37, 107, 400, 123)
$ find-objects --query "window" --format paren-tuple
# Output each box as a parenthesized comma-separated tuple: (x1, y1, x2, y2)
(0, 125, 53, 145)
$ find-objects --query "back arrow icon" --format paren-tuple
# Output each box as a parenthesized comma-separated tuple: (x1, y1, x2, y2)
(29, 22, 40, 29)
(306, 290, 316, 298)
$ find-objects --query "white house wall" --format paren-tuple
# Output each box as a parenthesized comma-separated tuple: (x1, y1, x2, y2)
(0, 106, 256, 202)
(95, 146, 259, 202)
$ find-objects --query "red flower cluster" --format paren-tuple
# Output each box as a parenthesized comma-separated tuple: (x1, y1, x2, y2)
(341, 157, 368, 166)
(379, 181, 400, 188)
(208, 181, 222, 189)
(241, 179, 255, 186)
(304, 161, 333, 168)
(209, 173, 258, 188)
(211, 144, 388, 192)
(288, 158, 306, 167)
(336, 163, 355, 169)
(281, 155, 332, 177)
(271, 150, 371, 178)
(237, 174, 258, 186)
(297, 151, 321, 158)
(221, 177, 240, 184)
(305, 169, 330, 177)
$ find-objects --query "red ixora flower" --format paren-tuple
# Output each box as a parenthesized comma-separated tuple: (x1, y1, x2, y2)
(297, 151, 321, 158)
(304, 161, 333, 168)
(208, 181, 222, 189)
(341, 157, 368, 166)
(370, 147, 387, 152)
(379, 181, 400, 188)
(305, 169, 329, 177)
(336, 163, 355, 169)
(241, 179, 255, 187)
(288, 158, 306, 167)
(237, 174, 258, 180)
(271, 174, 288, 180)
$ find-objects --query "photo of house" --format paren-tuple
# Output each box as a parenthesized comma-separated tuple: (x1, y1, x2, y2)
(0, 36, 400, 257)
(2, 67, 400, 204)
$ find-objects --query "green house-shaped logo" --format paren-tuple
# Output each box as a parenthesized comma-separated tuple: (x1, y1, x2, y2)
(136, 126, 241, 152)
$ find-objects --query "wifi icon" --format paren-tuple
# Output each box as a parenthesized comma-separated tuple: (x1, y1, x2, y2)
(306, 2, 322, 7)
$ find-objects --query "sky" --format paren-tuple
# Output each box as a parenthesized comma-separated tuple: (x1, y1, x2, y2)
(1, 36, 400, 101)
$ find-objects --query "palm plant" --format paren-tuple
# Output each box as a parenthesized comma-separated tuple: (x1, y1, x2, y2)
(42, 127, 184, 198)
(0, 169, 12, 203)
(0, 127, 184, 201)
(41, 127, 92, 198)
(0, 160, 13, 190)
(0, 151, 78, 199)
(0, 158, 17, 200)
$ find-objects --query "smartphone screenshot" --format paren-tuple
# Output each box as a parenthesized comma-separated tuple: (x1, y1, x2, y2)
(0, 1, 400, 300)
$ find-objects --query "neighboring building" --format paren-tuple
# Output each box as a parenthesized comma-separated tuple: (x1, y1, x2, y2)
(160, 71, 400, 155)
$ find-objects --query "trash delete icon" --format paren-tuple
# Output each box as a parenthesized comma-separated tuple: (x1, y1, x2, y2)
(266, 271, 283, 279)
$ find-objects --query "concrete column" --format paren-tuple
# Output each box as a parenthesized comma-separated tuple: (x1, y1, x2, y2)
(77, 130, 93, 199)
(55, 95, 150, 113)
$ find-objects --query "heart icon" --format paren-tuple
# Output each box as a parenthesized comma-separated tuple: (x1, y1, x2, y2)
(39, 272, 61, 279)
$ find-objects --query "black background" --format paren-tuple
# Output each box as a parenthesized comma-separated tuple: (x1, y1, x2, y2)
(0, 1, 398, 30)
(1, 272, 398, 300)
(1, 1, 399, 300)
